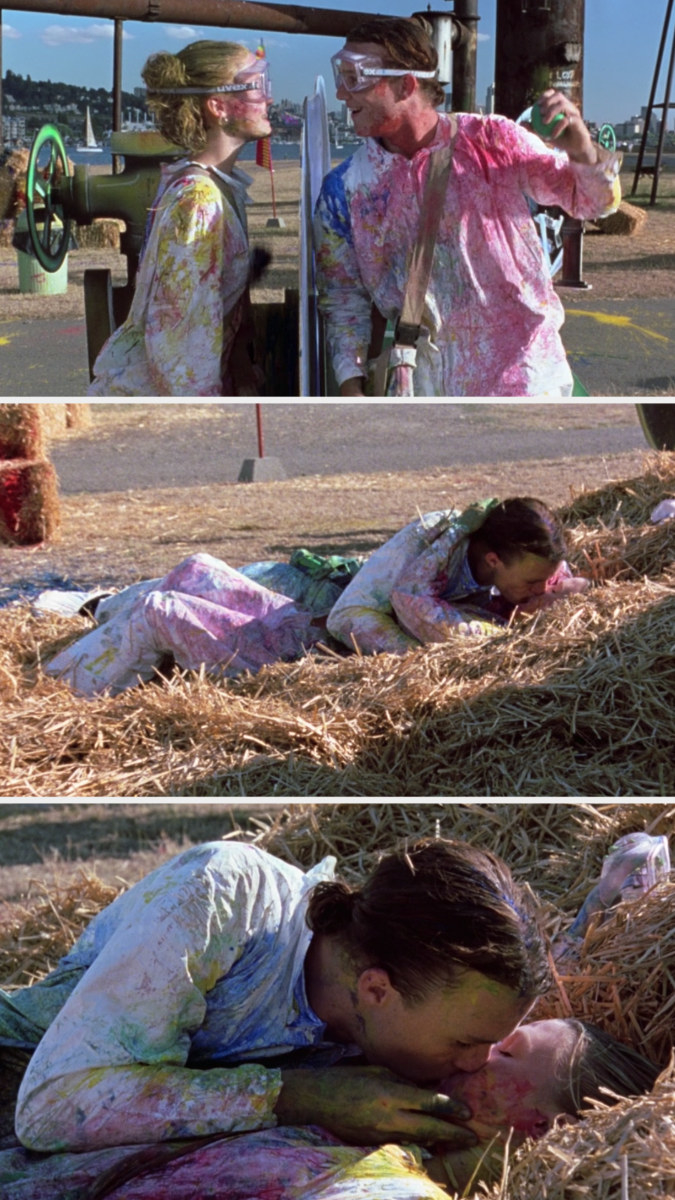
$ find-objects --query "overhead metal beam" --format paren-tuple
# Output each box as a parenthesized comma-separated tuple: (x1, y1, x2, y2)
(2, 0, 375, 37)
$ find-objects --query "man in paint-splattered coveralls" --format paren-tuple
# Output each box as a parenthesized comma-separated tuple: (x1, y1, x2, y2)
(327, 496, 587, 655)
(314, 16, 622, 397)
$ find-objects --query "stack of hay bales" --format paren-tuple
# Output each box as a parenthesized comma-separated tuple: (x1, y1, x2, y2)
(0, 403, 60, 545)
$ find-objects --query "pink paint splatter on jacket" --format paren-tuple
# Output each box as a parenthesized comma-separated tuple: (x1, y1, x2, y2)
(314, 113, 621, 395)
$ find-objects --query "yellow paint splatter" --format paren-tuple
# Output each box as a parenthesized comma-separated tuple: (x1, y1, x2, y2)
(0, 337, 12, 346)
(567, 309, 669, 343)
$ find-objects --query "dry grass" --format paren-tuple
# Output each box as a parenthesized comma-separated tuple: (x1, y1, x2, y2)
(0, 452, 673, 798)
(497, 1057, 675, 1200)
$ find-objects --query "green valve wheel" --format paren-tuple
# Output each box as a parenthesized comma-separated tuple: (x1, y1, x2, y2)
(598, 123, 617, 152)
(25, 124, 72, 273)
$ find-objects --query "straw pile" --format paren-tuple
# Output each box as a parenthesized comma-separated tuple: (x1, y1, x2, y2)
(0, 452, 673, 795)
(0, 871, 120, 987)
(494, 1058, 675, 1200)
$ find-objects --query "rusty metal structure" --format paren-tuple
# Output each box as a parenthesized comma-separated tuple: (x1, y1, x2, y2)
(494, 0, 588, 289)
(1, 0, 479, 133)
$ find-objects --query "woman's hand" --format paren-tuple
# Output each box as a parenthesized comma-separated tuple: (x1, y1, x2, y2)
(534, 89, 598, 164)
(275, 1066, 477, 1148)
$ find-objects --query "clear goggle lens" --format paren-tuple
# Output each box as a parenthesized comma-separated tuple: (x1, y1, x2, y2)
(330, 51, 435, 92)
(232, 58, 272, 101)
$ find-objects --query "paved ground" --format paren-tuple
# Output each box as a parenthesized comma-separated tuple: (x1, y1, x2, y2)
(48, 402, 649, 492)
(0, 296, 673, 398)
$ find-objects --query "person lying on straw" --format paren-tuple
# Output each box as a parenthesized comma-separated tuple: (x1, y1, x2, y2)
(41, 496, 586, 698)
(0, 838, 548, 1183)
(425, 1016, 660, 1194)
(327, 496, 588, 655)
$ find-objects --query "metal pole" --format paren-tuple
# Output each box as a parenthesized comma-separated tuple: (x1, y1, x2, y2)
(256, 404, 265, 457)
(112, 18, 123, 174)
(650, 15, 675, 205)
(631, 0, 673, 196)
(0, 10, 3, 154)
(452, 0, 479, 113)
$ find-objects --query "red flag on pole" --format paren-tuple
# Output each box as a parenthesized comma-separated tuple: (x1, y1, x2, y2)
(256, 136, 272, 171)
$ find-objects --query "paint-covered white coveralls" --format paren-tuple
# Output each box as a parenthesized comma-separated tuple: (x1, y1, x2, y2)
(89, 160, 251, 396)
(314, 113, 621, 396)
(327, 501, 506, 653)
(13, 842, 337, 1152)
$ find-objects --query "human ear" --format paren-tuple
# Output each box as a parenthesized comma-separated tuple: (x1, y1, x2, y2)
(204, 94, 229, 123)
(356, 967, 395, 1008)
(483, 550, 502, 572)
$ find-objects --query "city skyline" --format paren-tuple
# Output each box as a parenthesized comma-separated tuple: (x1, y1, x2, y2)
(1, 0, 672, 128)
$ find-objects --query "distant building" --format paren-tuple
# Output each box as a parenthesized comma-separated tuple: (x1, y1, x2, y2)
(2, 114, 26, 145)
(485, 82, 496, 114)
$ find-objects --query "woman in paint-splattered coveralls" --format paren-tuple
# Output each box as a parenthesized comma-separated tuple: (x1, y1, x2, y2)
(89, 39, 271, 396)
(314, 17, 622, 397)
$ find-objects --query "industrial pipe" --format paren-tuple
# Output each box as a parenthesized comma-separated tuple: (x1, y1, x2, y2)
(3, 0, 375, 37)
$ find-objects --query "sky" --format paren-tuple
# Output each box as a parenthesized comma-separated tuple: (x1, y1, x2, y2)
(0, 0, 670, 127)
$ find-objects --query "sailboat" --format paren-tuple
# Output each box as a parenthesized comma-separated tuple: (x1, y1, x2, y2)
(77, 106, 102, 153)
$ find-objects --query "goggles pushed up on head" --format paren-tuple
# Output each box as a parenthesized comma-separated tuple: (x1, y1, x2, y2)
(330, 50, 436, 93)
(148, 58, 272, 101)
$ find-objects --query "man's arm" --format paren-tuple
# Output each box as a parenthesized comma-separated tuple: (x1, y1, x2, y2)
(313, 172, 373, 393)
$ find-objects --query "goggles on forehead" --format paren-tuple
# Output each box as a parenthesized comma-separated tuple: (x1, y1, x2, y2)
(148, 58, 272, 101)
(331, 50, 436, 93)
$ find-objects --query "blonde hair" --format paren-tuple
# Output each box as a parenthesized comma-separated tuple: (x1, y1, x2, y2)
(143, 40, 250, 151)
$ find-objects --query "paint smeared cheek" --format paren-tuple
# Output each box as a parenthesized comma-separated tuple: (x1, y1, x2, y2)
(440, 1067, 539, 1134)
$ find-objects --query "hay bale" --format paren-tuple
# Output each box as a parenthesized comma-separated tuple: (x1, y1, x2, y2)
(39, 404, 92, 438)
(0, 460, 61, 545)
(0, 172, 16, 223)
(38, 404, 68, 440)
(66, 403, 92, 432)
(0, 402, 44, 460)
(594, 200, 648, 236)
(0, 148, 29, 220)
(75, 219, 123, 251)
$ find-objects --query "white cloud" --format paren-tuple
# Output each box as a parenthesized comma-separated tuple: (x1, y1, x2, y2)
(41, 22, 131, 47)
(164, 25, 202, 41)
(1, 22, 21, 39)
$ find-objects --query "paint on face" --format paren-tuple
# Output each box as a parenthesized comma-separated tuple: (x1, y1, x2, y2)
(354, 970, 533, 1084)
(335, 42, 407, 143)
(438, 1018, 578, 1143)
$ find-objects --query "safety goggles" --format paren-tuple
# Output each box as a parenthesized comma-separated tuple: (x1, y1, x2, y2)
(148, 58, 272, 101)
(330, 50, 436, 93)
